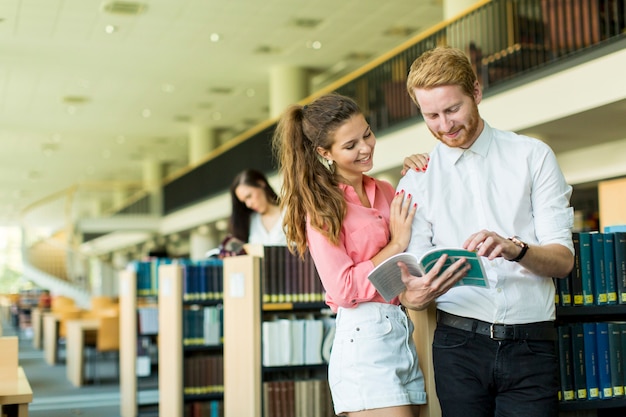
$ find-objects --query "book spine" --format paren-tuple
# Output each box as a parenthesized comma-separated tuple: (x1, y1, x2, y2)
(604, 233, 618, 304)
(607, 322, 625, 397)
(557, 325, 576, 401)
(582, 322, 600, 400)
(579, 232, 595, 306)
(591, 232, 608, 305)
(615, 232, 626, 304)
(571, 232, 584, 306)
(570, 322, 587, 400)
(595, 322, 613, 398)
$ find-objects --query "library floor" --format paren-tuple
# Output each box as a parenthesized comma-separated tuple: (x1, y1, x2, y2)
(3, 321, 123, 417)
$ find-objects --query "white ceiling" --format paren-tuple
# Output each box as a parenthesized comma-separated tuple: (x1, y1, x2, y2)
(2, 0, 625, 231)
(0, 0, 445, 226)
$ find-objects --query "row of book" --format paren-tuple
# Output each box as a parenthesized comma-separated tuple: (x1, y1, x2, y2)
(182, 260, 224, 302)
(183, 354, 224, 396)
(558, 321, 626, 402)
(183, 305, 223, 346)
(184, 400, 223, 417)
(262, 378, 334, 417)
(556, 232, 626, 306)
(263, 246, 325, 304)
(130, 257, 174, 296)
(262, 315, 335, 367)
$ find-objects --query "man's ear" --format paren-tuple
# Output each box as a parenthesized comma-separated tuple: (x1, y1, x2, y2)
(473, 80, 483, 105)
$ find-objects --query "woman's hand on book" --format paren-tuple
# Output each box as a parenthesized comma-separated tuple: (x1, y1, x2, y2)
(397, 255, 470, 310)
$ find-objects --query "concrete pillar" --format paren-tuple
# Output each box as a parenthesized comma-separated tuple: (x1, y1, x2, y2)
(189, 125, 218, 165)
(143, 158, 163, 216)
(269, 66, 308, 118)
(190, 224, 221, 261)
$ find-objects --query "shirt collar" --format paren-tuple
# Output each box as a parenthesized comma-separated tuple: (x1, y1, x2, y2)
(439, 120, 492, 165)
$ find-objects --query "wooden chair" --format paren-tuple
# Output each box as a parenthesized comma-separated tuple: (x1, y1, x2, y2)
(55, 307, 83, 363)
(87, 314, 120, 384)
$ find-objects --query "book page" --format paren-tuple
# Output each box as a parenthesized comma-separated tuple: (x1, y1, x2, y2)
(367, 253, 424, 302)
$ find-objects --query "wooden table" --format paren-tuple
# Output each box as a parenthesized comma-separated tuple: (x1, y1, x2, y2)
(65, 319, 100, 387)
(42, 313, 60, 365)
(0, 367, 33, 417)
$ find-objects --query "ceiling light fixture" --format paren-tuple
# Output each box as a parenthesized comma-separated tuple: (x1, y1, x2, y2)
(209, 33, 221, 42)
(104, 24, 118, 34)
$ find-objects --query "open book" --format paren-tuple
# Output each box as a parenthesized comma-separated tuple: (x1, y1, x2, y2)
(367, 248, 489, 302)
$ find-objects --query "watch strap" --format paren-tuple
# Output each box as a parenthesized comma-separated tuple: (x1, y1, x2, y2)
(507, 236, 528, 262)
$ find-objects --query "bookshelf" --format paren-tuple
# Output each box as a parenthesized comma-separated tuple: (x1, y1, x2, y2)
(119, 267, 160, 417)
(158, 262, 224, 417)
(223, 248, 334, 417)
(554, 177, 626, 415)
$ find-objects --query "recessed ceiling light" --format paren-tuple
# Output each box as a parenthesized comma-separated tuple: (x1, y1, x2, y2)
(142, 109, 151, 118)
(306, 40, 322, 50)
(101, 1, 147, 16)
(208, 87, 233, 95)
(62, 95, 90, 104)
(290, 18, 322, 29)
(209, 33, 221, 42)
(104, 24, 118, 34)
(254, 45, 281, 54)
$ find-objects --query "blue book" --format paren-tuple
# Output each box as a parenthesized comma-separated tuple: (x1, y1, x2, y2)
(607, 322, 625, 397)
(605, 225, 626, 233)
(615, 232, 626, 304)
(590, 232, 608, 305)
(571, 233, 584, 306)
(570, 322, 587, 400)
(579, 232, 595, 306)
(595, 322, 613, 398)
(557, 325, 576, 401)
(582, 322, 600, 400)
(604, 233, 618, 304)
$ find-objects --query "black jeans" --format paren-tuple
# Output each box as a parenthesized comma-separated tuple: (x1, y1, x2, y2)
(432, 323, 559, 417)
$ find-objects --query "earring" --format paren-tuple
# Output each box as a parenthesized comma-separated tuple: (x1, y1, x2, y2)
(327, 159, 333, 166)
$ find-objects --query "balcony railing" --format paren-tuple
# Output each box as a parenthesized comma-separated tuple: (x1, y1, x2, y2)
(161, 0, 625, 216)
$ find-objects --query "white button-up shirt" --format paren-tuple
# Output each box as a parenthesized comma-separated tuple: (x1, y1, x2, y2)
(398, 121, 574, 324)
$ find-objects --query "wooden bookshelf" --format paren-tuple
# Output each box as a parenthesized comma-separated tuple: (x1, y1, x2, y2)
(223, 255, 262, 417)
(119, 269, 159, 417)
(223, 252, 336, 417)
(159, 262, 225, 417)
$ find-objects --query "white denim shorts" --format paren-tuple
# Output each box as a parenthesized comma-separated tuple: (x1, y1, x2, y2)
(329, 302, 427, 415)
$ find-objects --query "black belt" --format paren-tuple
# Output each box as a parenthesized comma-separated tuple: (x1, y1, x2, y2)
(436, 310, 556, 341)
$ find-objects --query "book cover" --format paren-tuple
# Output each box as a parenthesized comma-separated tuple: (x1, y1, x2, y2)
(607, 322, 624, 397)
(557, 325, 576, 401)
(367, 248, 489, 302)
(604, 233, 618, 304)
(614, 232, 626, 304)
(579, 232, 595, 306)
(595, 322, 613, 398)
(570, 322, 587, 400)
(582, 322, 600, 400)
(571, 232, 584, 306)
(590, 232, 608, 305)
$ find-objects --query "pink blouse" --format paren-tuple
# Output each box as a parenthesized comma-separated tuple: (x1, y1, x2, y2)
(306, 175, 399, 312)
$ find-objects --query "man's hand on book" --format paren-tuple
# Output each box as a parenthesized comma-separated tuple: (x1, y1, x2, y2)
(397, 254, 470, 310)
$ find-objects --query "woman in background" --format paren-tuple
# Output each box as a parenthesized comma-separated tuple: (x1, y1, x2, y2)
(228, 169, 286, 245)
